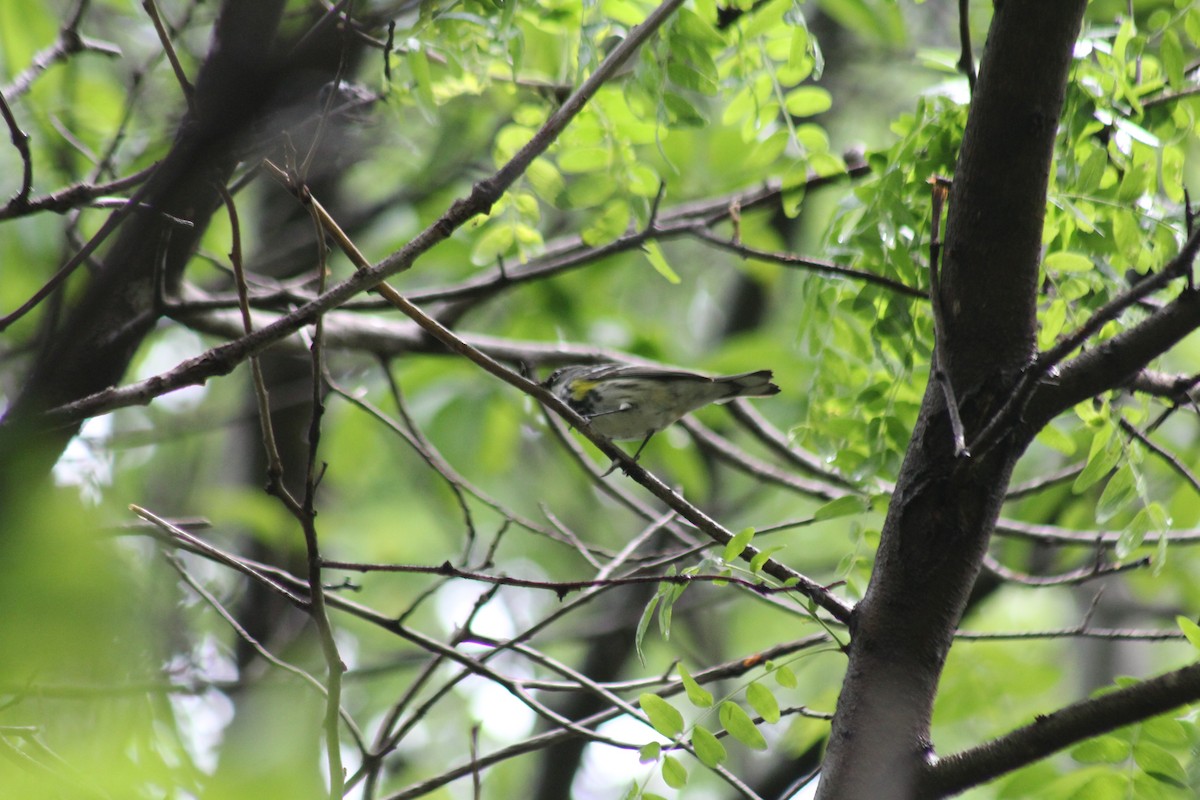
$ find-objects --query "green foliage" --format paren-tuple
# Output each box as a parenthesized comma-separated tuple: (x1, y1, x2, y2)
(5, 0, 1200, 797)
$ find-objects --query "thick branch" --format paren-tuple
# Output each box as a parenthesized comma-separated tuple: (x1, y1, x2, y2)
(1026, 287, 1200, 431)
(920, 661, 1200, 797)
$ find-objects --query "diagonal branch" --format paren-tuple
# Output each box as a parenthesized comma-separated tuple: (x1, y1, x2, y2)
(920, 660, 1200, 797)
(1026, 284, 1200, 433)
(971, 226, 1200, 456)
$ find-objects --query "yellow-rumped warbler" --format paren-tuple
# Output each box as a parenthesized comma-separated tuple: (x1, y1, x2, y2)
(543, 363, 780, 461)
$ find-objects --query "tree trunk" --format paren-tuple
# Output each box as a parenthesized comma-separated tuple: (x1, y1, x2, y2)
(815, 2, 1089, 797)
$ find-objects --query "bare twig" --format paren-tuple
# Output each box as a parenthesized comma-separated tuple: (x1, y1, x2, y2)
(0, 92, 33, 209)
(687, 227, 926, 299)
(993, 517, 1200, 547)
(215, 183, 283, 476)
(0, 174, 159, 332)
(321, 558, 801, 598)
(142, 0, 195, 110)
(1119, 417, 1200, 497)
(982, 552, 1150, 586)
(928, 176, 969, 457)
(957, 0, 977, 92)
(1003, 461, 1084, 499)
(0, 162, 159, 221)
(1, 0, 121, 100)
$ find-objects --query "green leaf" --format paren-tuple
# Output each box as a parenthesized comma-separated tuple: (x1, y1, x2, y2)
(1118, 503, 1167, 560)
(661, 755, 688, 788)
(1095, 464, 1136, 524)
(635, 594, 660, 665)
(638, 741, 661, 763)
(677, 664, 713, 708)
(746, 682, 781, 724)
(1071, 735, 1131, 764)
(718, 701, 768, 750)
(527, 158, 565, 205)
(1074, 425, 1120, 493)
(1141, 716, 1188, 747)
(723, 527, 756, 563)
(581, 199, 631, 246)
(469, 224, 515, 266)
(749, 545, 785, 573)
(1039, 298, 1067, 349)
(658, 577, 686, 642)
(814, 494, 869, 520)
(1076, 147, 1108, 193)
(773, 664, 798, 688)
(784, 86, 832, 117)
(1044, 251, 1094, 274)
(407, 47, 436, 109)
(663, 92, 707, 127)
(1161, 30, 1185, 89)
(1187, 7, 1200, 47)
(558, 146, 612, 173)
(690, 724, 727, 767)
(1176, 616, 1200, 651)
(643, 241, 681, 284)
(640, 694, 684, 738)
(1035, 423, 1076, 456)
(1133, 741, 1187, 787)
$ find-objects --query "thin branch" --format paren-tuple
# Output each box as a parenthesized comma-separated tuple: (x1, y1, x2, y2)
(680, 418, 852, 501)
(323, 370, 581, 549)
(0, 162, 159, 221)
(215, 183, 283, 477)
(0, 173, 160, 332)
(724, 401, 870, 491)
(1143, 84, 1200, 110)
(1, 0, 122, 100)
(142, 0, 195, 111)
(957, 0, 977, 93)
(163, 551, 367, 751)
(993, 517, 1200, 547)
(1119, 417, 1200, 497)
(321, 559, 802, 598)
(1126, 368, 1200, 401)
(383, 635, 831, 800)
(0, 92, 33, 209)
(982, 552, 1150, 587)
(1003, 461, 1084, 500)
(686, 227, 926, 300)
(954, 627, 1184, 642)
(1044, 227, 1200, 371)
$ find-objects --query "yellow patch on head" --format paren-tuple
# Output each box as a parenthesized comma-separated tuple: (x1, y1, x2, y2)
(569, 379, 599, 401)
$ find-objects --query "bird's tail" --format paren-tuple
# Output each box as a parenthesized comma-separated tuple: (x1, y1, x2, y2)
(717, 370, 780, 398)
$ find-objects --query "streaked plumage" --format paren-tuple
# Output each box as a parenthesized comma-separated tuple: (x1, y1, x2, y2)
(543, 364, 780, 445)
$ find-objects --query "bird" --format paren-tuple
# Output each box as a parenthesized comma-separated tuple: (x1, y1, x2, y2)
(543, 363, 780, 464)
